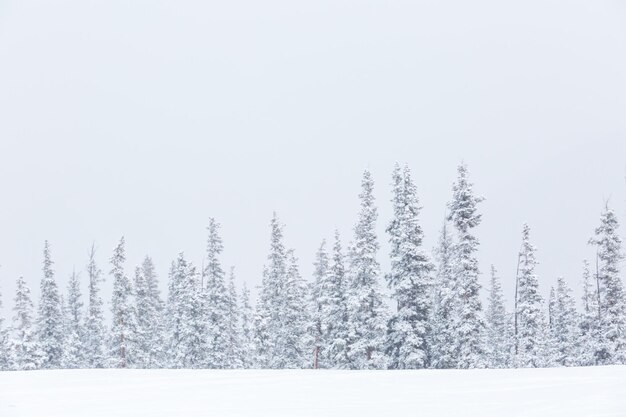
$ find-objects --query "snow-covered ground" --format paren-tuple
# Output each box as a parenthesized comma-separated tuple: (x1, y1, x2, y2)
(0, 366, 624, 417)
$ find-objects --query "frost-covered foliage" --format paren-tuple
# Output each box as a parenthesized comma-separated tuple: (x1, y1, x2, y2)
(239, 282, 254, 368)
(36, 241, 64, 369)
(108, 237, 136, 368)
(589, 205, 626, 364)
(2, 164, 625, 372)
(485, 266, 511, 368)
(447, 163, 486, 369)
(61, 270, 84, 368)
(203, 219, 232, 368)
(515, 224, 546, 368)
(346, 170, 389, 370)
(0, 288, 11, 371)
(134, 257, 165, 368)
(12, 277, 41, 370)
(429, 221, 457, 369)
(254, 214, 310, 368)
(385, 164, 433, 369)
(84, 245, 107, 368)
(578, 260, 601, 366)
(548, 278, 578, 366)
(166, 253, 207, 368)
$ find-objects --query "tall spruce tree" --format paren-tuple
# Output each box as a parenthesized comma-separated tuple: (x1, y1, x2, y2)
(61, 270, 84, 368)
(550, 277, 578, 366)
(385, 164, 433, 369)
(0, 287, 11, 370)
(429, 221, 456, 369)
(578, 260, 601, 366)
(108, 237, 136, 368)
(134, 257, 165, 368)
(224, 267, 243, 368)
(447, 163, 486, 368)
(346, 170, 388, 369)
(166, 253, 207, 368)
(12, 277, 41, 370)
(203, 218, 231, 368)
(310, 239, 331, 368)
(485, 265, 511, 368)
(515, 224, 545, 368)
(239, 282, 254, 368)
(325, 231, 351, 369)
(37, 241, 64, 369)
(254, 214, 289, 368)
(589, 204, 626, 364)
(282, 250, 311, 368)
(84, 245, 107, 368)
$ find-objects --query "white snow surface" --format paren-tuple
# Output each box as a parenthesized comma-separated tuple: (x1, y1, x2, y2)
(1, 366, 624, 417)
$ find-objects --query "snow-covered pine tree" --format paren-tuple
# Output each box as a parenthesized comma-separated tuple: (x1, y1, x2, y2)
(447, 163, 486, 369)
(385, 164, 433, 369)
(346, 170, 388, 370)
(254, 213, 289, 368)
(515, 224, 546, 368)
(310, 239, 330, 368)
(239, 282, 254, 368)
(12, 276, 41, 370)
(36, 241, 64, 369)
(84, 245, 107, 368)
(485, 265, 511, 368)
(61, 270, 84, 368)
(166, 253, 207, 368)
(133, 257, 165, 368)
(203, 218, 231, 369)
(550, 277, 578, 366)
(325, 230, 351, 369)
(0, 287, 11, 370)
(429, 221, 457, 369)
(282, 249, 311, 368)
(578, 260, 601, 366)
(224, 267, 243, 369)
(108, 237, 136, 368)
(589, 204, 626, 364)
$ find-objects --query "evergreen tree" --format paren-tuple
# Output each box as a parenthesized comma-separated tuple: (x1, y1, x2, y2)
(166, 253, 207, 368)
(447, 163, 486, 368)
(254, 214, 309, 368)
(589, 204, 626, 364)
(224, 267, 243, 368)
(0, 287, 11, 370)
(84, 245, 107, 368)
(485, 265, 511, 368)
(346, 170, 388, 369)
(515, 224, 545, 368)
(61, 270, 84, 368)
(282, 249, 311, 368)
(550, 277, 578, 366)
(239, 282, 254, 368)
(325, 231, 351, 369)
(108, 237, 136, 368)
(36, 241, 64, 369)
(310, 239, 331, 368)
(12, 276, 41, 370)
(385, 164, 433, 369)
(134, 257, 165, 368)
(578, 260, 601, 366)
(429, 221, 457, 369)
(203, 218, 231, 368)
(254, 213, 289, 368)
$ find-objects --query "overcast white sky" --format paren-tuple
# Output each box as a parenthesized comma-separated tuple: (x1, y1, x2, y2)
(1, 0, 626, 319)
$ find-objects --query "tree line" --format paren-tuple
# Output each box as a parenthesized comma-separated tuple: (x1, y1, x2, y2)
(0, 163, 624, 370)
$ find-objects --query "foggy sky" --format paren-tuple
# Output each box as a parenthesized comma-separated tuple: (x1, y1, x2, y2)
(1, 0, 626, 319)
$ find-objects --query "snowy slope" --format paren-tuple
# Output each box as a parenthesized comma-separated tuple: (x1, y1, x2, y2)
(0, 366, 624, 417)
